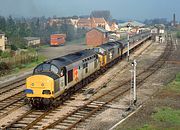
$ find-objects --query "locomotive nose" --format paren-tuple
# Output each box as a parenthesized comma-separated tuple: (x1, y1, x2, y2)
(26, 75, 54, 98)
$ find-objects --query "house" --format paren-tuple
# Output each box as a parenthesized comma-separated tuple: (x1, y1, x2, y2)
(24, 37, 41, 46)
(91, 18, 108, 29)
(77, 18, 92, 29)
(86, 27, 109, 47)
(0, 32, 7, 51)
(48, 18, 64, 27)
(151, 24, 165, 43)
(108, 22, 119, 31)
(67, 18, 79, 28)
(77, 17, 110, 30)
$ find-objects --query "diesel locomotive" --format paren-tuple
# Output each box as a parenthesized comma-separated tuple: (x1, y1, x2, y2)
(25, 31, 151, 108)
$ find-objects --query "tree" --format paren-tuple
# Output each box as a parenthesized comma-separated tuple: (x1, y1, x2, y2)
(6, 16, 16, 36)
(90, 10, 112, 21)
(0, 16, 6, 32)
(60, 23, 75, 41)
(11, 44, 18, 51)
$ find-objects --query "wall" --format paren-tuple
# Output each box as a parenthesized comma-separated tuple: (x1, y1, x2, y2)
(86, 29, 108, 47)
(0, 35, 5, 51)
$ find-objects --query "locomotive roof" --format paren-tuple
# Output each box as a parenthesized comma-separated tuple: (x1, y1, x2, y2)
(99, 41, 121, 50)
(45, 49, 96, 68)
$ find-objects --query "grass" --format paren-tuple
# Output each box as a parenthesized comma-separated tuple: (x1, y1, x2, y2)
(166, 73, 180, 93)
(136, 72, 180, 130)
(137, 107, 180, 130)
(152, 107, 180, 124)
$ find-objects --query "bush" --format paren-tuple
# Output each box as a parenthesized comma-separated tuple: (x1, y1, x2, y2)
(11, 44, 18, 51)
(1, 51, 11, 58)
(0, 50, 2, 56)
(0, 62, 10, 70)
(177, 31, 180, 38)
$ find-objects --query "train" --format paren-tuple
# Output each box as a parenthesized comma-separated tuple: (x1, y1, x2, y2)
(25, 31, 151, 108)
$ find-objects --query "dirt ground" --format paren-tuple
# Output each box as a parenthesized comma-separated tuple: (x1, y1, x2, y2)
(81, 38, 180, 130)
(38, 40, 88, 59)
(116, 74, 180, 130)
(115, 38, 180, 130)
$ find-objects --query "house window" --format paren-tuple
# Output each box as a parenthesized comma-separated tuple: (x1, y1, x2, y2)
(68, 69, 73, 83)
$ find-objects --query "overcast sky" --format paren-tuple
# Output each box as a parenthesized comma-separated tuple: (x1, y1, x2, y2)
(0, 0, 179, 21)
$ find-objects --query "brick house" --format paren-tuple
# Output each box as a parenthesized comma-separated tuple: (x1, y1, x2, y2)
(77, 18, 92, 29)
(91, 18, 108, 29)
(86, 27, 109, 47)
(77, 17, 110, 30)
(108, 22, 119, 31)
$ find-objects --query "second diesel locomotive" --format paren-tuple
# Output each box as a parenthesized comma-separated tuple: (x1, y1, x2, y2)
(25, 31, 151, 108)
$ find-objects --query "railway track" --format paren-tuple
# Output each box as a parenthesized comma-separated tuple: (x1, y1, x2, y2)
(40, 34, 173, 130)
(2, 35, 173, 130)
(0, 91, 26, 118)
(0, 77, 27, 95)
(0, 77, 29, 122)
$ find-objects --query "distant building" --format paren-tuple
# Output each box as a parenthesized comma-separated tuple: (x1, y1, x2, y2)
(0, 32, 7, 51)
(86, 27, 109, 47)
(48, 18, 79, 28)
(172, 13, 176, 27)
(119, 21, 145, 34)
(24, 37, 41, 46)
(77, 17, 115, 31)
(108, 22, 119, 31)
(119, 21, 145, 28)
(91, 17, 108, 29)
(77, 18, 92, 29)
(151, 24, 165, 43)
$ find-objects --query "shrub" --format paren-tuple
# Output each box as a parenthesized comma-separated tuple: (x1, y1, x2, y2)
(1, 51, 11, 58)
(177, 31, 180, 38)
(0, 62, 10, 70)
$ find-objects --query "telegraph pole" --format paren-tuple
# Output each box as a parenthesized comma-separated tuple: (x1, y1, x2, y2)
(129, 59, 137, 108)
(127, 25, 130, 62)
(132, 59, 137, 105)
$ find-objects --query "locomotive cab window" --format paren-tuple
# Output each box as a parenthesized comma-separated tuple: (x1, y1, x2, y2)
(51, 65, 59, 74)
(43, 64, 51, 71)
(34, 65, 43, 73)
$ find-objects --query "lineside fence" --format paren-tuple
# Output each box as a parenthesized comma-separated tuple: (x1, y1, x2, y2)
(0, 53, 38, 76)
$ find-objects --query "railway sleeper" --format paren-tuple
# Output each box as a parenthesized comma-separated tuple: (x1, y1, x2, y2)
(54, 125, 68, 129)
(63, 119, 77, 124)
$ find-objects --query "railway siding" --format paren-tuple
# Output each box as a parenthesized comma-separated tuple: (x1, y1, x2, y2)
(1, 34, 172, 130)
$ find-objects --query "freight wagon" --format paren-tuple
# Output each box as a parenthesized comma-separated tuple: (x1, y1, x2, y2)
(50, 34, 66, 46)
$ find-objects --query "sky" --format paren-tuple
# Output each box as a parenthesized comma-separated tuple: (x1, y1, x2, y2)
(0, 0, 179, 21)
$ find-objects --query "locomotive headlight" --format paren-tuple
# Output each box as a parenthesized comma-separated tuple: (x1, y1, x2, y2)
(41, 83, 44, 86)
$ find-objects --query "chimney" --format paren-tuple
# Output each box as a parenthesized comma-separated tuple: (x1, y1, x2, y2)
(173, 13, 176, 27)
